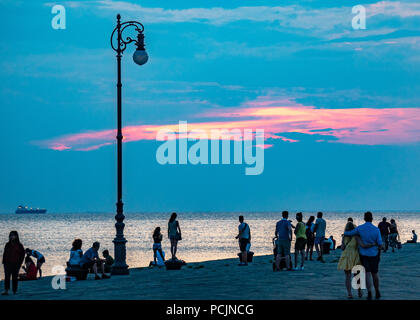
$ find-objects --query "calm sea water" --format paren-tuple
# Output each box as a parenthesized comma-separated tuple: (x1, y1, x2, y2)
(1, 211, 419, 277)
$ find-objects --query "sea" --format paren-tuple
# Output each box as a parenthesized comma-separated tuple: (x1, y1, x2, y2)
(0, 211, 419, 277)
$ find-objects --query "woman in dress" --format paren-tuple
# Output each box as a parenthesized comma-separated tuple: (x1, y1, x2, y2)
(168, 212, 182, 260)
(337, 221, 374, 299)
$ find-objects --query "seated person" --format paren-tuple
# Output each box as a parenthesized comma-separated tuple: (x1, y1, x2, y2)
(79, 241, 110, 280)
(324, 237, 334, 250)
(102, 250, 114, 273)
(19, 257, 38, 281)
(329, 236, 336, 250)
(407, 230, 417, 243)
(68, 238, 83, 267)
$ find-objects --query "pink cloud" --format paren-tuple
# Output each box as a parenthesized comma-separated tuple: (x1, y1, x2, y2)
(36, 97, 420, 151)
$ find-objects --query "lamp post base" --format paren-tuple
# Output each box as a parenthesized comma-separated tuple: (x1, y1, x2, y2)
(111, 236, 129, 275)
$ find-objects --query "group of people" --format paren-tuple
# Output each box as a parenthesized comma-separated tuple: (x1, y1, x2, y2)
(1, 231, 45, 295)
(2, 211, 417, 298)
(236, 211, 416, 300)
(67, 239, 113, 280)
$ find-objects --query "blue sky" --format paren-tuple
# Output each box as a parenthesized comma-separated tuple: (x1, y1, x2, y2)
(0, 0, 420, 212)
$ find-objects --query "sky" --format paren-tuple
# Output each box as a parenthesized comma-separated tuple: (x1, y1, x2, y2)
(0, 0, 420, 213)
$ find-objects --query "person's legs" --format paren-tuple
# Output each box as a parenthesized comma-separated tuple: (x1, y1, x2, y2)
(37, 261, 43, 278)
(365, 272, 373, 296)
(300, 250, 305, 268)
(372, 272, 380, 299)
(158, 248, 164, 261)
(309, 243, 314, 260)
(173, 239, 178, 259)
(384, 235, 389, 252)
(345, 271, 352, 297)
(92, 262, 99, 276)
(170, 238, 175, 258)
(11, 265, 19, 294)
(153, 248, 157, 263)
(3, 265, 11, 294)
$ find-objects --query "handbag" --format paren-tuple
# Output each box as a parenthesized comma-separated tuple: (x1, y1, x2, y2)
(175, 232, 182, 241)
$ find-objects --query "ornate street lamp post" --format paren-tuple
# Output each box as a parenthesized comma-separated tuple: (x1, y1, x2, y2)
(110, 14, 148, 275)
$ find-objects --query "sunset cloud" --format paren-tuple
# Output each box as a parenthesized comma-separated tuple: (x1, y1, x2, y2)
(36, 97, 420, 151)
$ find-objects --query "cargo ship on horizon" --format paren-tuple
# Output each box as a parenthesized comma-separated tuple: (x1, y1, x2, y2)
(15, 205, 47, 214)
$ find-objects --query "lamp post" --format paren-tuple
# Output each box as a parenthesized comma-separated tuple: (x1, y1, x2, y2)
(110, 14, 148, 275)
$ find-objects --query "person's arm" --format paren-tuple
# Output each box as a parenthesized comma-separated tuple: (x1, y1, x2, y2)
(313, 222, 318, 233)
(294, 223, 299, 236)
(288, 223, 292, 241)
(341, 236, 346, 250)
(355, 236, 375, 248)
(177, 221, 181, 235)
(344, 228, 359, 237)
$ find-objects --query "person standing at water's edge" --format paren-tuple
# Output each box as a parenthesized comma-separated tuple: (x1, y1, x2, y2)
(388, 219, 400, 252)
(2, 231, 25, 295)
(294, 212, 307, 270)
(168, 213, 182, 260)
(275, 211, 292, 271)
(305, 216, 315, 261)
(344, 211, 382, 300)
(378, 217, 391, 252)
(235, 216, 251, 266)
(313, 212, 326, 263)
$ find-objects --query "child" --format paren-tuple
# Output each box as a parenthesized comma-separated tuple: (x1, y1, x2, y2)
(25, 248, 45, 278)
(102, 250, 114, 273)
(19, 257, 38, 281)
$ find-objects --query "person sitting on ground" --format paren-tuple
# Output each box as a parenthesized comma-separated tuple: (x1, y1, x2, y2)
(25, 248, 45, 278)
(293, 212, 307, 270)
(102, 250, 114, 273)
(406, 230, 417, 244)
(152, 227, 165, 265)
(18, 256, 38, 281)
(325, 236, 336, 250)
(68, 239, 83, 267)
(79, 242, 110, 280)
(275, 211, 292, 271)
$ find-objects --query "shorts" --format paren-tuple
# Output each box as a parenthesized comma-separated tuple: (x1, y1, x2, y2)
(239, 238, 249, 252)
(306, 236, 314, 246)
(295, 238, 307, 251)
(276, 239, 291, 256)
(360, 254, 380, 273)
(153, 243, 162, 250)
(315, 236, 324, 245)
(37, 257, 46, 264)
(81, 260, 96, 269)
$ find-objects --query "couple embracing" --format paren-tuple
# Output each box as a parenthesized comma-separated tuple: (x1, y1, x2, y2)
(338, 211, 382, 300)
